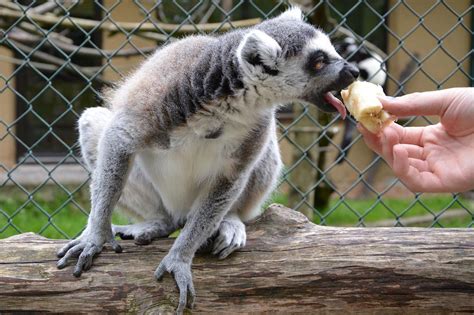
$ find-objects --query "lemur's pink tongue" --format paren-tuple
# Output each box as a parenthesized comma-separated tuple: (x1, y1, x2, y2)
(324, 92, 347, 120)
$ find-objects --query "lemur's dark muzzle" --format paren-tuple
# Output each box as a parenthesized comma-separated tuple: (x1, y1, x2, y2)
(339, 62, 360, 84)
(303, 61, 359, 118)
(318, 62, 359, 119)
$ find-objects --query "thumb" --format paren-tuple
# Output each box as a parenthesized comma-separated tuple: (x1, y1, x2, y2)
(379, 90, 450, 118)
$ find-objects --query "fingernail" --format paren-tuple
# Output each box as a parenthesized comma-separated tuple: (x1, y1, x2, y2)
(114, 244, 123, 253)
(73, 270, 82, 277)
(57, 260, 65, 269)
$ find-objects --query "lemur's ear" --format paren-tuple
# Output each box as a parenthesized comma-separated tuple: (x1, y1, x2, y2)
(237, 30, 282, 77)
(277, 6, 304, 21)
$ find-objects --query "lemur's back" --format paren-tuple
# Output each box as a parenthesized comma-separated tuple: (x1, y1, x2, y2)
(109, 35, 217, 111)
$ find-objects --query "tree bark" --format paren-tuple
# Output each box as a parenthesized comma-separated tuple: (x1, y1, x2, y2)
(0, 204, 473, 314)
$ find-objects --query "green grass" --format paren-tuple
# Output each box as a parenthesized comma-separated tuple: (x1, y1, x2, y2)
(320, 196, 473, 227)
(0, 186, 128, 239)
(267, 192, 473, 228)
(1, 187, 472, 240)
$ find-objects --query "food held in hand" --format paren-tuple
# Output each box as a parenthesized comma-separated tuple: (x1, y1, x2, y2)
(341, 81, 395, 133)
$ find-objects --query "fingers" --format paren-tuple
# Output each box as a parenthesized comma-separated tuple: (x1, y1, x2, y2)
(379, 90, 451, 117)
(396, 145, 430, 171)
(408, 158, 430, 172)
(57, 243, 84, 269)
(176, 273, 189, 314)
(397, 126, 425, 146)
(82, 245, 100, 272)
(176, 282, 196, 313)
(187, 281, 196, 309)
(116, 232, 133, 240)
(357, 123, 403, 166)
(211, 230, 234, 257)
(57, 238, 119, 276)
(176, 267, 195, 313)
(360, 126, 444, 192)
(359, 121, 426, 147)
(358, 123, 427, 164)
(154, 261, 166, 281)
(110, 238, 123, 253)
(218, 244, 239, 260)
(74, 244, 99, 277)
(357, 124, 383, 155)
(212, 237, 227, 256)
(392, 144, 443, 192)
(381, 123, 425, 147)
(216, 231, 244, 260)
(57, 239, 80, 258)
(211, 220, 246, 259)
(401, 144, 424, 160)
(380, 125, 401, 166)
(154, 256, 195, 313)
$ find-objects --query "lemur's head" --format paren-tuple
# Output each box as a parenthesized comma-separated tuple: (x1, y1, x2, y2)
(236, 7, 359, 118)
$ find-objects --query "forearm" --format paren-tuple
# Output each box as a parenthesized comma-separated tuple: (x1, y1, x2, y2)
(171, 177, 245, 260)
(86, 118, 142, 232)
(87, 144, 132, 231)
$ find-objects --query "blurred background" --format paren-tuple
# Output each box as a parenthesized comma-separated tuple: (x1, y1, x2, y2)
(0, 0, 472, 239)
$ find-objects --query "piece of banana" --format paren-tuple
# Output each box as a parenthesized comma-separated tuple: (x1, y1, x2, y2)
(341, 81, 395, 134)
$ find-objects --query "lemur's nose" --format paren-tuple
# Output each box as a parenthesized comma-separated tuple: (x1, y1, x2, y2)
(349, 67, 360, 79)
(343, 63, 360, 79)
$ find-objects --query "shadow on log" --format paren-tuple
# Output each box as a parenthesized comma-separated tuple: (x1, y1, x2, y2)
(1, 204, 473, 314)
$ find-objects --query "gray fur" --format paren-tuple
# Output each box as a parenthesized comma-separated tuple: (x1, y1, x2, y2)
(57, 7, 358, 314)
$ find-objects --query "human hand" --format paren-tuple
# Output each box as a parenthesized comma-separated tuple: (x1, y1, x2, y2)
(358, 88, 474, 193)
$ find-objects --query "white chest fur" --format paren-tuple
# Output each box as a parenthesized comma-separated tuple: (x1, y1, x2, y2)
(135, 93, 273, 219)
(136, 130, 238, 219)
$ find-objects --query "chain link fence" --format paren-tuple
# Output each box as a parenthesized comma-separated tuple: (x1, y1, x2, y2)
(0, 0, 472, 239)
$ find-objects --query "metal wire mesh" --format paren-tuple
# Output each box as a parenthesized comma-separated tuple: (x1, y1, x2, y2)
(0, 0, 473, 239)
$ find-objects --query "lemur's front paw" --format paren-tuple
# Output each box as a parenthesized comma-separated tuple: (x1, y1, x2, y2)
(56, 229, 122, 277)
(212, 218, 246, 259)
(155, 253, 195, 314)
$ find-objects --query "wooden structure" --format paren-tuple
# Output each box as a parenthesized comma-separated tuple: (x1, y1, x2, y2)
(1, 205, 473, 313)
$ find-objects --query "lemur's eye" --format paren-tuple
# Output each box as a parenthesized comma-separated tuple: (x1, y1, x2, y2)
(314, 61, 325, 70)
(314, 57, 325, 70)
(306, 50, 328, 73)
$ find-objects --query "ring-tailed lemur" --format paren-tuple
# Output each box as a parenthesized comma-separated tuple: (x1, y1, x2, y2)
(57, 7, 358, 313)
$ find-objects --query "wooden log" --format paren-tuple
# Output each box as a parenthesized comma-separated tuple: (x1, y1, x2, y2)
(0, 204, 473, 314)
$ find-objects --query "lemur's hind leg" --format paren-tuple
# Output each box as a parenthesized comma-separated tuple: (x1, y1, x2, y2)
(112, 219, 177, 245)
(212, 141, 282, 259)
(211, 213, 246, 259)
(112, 163, 177, 245)
(78, 107, 177, 245)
